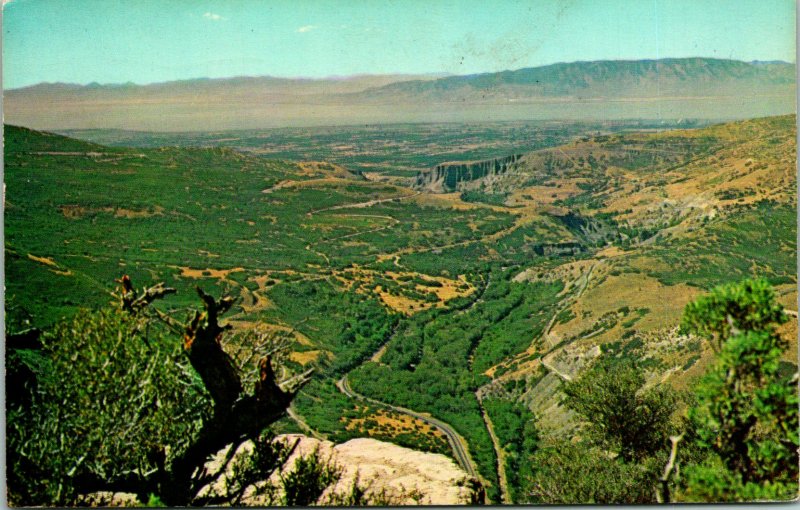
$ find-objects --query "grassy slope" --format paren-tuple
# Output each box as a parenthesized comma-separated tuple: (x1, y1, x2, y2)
(4, 124, 527, 494)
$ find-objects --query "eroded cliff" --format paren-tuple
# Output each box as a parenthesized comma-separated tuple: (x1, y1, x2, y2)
(415, 154, 523, 193)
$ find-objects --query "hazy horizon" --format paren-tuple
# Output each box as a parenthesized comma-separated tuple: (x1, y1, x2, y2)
(6, 56, 796, 90)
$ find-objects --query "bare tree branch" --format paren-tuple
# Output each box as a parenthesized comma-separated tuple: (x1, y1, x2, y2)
(656, 433, 684, 503)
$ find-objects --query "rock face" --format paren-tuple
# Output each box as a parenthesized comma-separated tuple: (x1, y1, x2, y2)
(415, 154, 523, 193)
(531, 242, 585, 257)
(331, 437, 479, 505)
(553, 212, 619, 246)
(196, 434, 480, 506)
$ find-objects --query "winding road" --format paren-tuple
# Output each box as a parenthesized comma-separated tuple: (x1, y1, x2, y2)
(336, 374, 478, 479)
(543, 262, 596, 349)
(286, 406, 327, 440)
(303, 188, 408, 267)
(307, 191, 421, 216)
(332, 273, 493, 483)
(296, 188, 533, 499)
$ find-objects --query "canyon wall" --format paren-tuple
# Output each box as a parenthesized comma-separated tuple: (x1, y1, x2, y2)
(414, 154, 523, 193)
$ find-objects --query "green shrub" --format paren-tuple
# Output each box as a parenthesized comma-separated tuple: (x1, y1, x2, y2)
(563, 357, 678, 462)
(680, 455, 798, 502)
(280, 447, 342, 506)
(689, 330, 797, 478)
(7, 308, 211, 505)
(681, 278, 787, 352)
(676, 279, 798, 502)
(524, 441, 661, 504)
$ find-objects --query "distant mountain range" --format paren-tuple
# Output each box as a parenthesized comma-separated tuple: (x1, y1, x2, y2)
(5, 58, 795, 131)
(352, 58, 795, 101)
(11, 73, 451, 98)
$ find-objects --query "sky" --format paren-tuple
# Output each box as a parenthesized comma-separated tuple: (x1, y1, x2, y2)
(2, 0, 796, 89)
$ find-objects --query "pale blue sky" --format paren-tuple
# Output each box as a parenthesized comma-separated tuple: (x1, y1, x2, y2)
(2, 0, 796, 89)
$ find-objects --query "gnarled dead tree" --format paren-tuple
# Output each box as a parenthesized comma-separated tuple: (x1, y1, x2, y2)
(115, 277, 312, 504)
(115, 274, 176, 314)
(182, 288, 241, 412)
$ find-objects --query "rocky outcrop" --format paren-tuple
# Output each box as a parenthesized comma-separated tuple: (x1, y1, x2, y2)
(196, 434, 481, 506)
(530, 242, 585, 257)
(553, 212, 620, 246)
(415, 154, 523, 193)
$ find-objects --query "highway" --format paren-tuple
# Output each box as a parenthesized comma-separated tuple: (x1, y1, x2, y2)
(336, 374, 478, 479)
(331, 270, 490, 490)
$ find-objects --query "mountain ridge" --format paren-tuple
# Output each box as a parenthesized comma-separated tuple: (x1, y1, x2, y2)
(5, 58, 794, 130)
(7, 73, 450, 95)
(8, 58, 793, 92)
(351, 58, 795, 101)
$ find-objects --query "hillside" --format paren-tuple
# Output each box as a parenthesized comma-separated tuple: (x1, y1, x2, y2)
(356, 58, 795, 101)
(475, 116, 798, 433)
(5, 116, 796, 503)
(5, 58, 795, 130)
